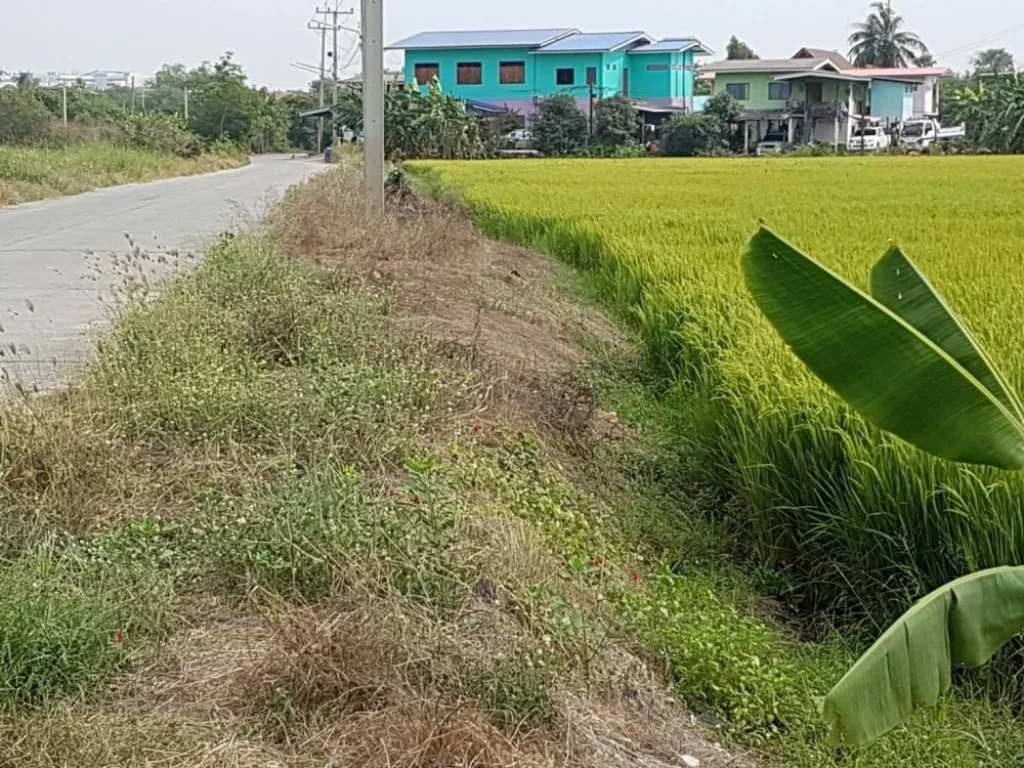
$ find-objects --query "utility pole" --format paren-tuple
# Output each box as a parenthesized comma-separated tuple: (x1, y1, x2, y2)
(361, 0, 384, 212)
(130, 75, 136, 115)
(311, 5, 353, 144)
(318, 24, 326, 153)
(588, 82, 595, 136)
(183, 86, 188, 120)
(62, 85, 67, 126)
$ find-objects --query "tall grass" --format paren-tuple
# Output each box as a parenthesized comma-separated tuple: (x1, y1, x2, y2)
(0, 142, 246, 206)
(416, 156, 1024, 635)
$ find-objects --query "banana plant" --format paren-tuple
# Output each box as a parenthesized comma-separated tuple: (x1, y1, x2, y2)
(742, 227, 1024, 746)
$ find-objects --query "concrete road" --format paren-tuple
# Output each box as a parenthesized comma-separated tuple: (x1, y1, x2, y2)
(0, 155, 326, 391)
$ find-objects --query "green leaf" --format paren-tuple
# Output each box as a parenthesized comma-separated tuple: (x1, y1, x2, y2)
(742, 227, 1024, 470)
(821, 566, 1024, 746)
(870, 246, 1024, 425)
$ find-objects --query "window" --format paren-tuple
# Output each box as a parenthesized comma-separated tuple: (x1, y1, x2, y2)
(586, 67, 597, 86)
(499, 61, 525, 84)
(457, 62, 482, 85)
(768, 81, 791, 101)
(556, 68, 575, 86)
(726, 82, 749, 100)
(646, 63, 668, 71)
(413, 63, 439, 84)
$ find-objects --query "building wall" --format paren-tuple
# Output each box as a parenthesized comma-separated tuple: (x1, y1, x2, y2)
(869, 80, 916, 123)
(713, 72, 796, 110)
(403, 47, 540, 101)
(402, 45, 700, 109)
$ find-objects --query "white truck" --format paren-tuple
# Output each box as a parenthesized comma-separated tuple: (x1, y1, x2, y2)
(848, 125, 893, 151)
(898, 119, 967, 149)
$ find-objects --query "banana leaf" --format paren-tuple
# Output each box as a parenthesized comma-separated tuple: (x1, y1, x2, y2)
(870, 246, 1024, 425)
(742, 227, 1024, 470)
(821, 566, 1024, 746)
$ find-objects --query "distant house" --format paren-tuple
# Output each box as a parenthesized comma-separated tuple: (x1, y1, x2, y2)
(384, 28, 713, 120)
(700, 50, 950, 150)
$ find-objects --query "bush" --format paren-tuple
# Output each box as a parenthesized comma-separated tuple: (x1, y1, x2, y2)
(660, 113, 728, 157)
(530, 94, 588, 156)
(0, 89, 52, 145)
(593, 95, 640, 148)
(123, 113, 203, 157)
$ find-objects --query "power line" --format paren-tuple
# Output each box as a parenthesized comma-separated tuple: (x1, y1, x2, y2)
(934, 21, 1024, 59)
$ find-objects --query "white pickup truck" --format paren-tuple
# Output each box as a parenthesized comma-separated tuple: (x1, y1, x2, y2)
(848, 126, 893, 151)
(899, 119, 967, 149)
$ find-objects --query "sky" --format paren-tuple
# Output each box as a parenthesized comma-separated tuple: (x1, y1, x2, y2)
(1, 0, 1021, 89)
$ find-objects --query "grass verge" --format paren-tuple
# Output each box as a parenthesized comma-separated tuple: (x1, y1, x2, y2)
(0, 169, 1022, 767)
(0, 142, 248, 206)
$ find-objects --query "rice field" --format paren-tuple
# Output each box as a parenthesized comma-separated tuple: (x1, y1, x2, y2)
(417, 156, 1024, 632)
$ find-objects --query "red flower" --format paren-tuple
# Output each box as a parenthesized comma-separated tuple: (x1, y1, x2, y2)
(368, 343, 376, 351)
(472, 425, 481, 434)
(629, 572, 640, 582)
(591, 556, 603, 568)
(412, 494, 421, 504)
(115, 631, 126, 645)
(384, 488, 394, 497)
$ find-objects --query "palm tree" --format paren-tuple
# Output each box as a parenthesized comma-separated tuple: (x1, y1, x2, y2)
(848, 1, 930, 67)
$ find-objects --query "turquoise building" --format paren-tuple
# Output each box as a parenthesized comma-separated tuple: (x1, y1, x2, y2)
(384, 28, 713, 117)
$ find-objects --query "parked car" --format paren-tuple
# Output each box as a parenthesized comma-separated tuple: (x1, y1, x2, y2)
(756, 132, 788, 156)
(898, 119, 966, 149)
(503, 129, 533, 149)
(848, 125, 893, 151)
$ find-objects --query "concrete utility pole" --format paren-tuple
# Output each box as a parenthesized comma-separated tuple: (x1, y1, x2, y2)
(130, 75, 136, 115)
(183, 86, 188, 120)
(361, 0, 384, 212)
(312, 5, 353, 144)
(61, 85, 67, 126)
(318, 24, 326, 153)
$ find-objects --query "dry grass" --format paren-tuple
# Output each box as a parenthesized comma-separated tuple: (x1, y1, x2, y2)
(271, 170, 626, 445)
(0, 143, 247, 207)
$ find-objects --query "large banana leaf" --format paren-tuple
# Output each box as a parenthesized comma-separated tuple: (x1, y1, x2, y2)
(742, 227, 1024, 470)
(870, 246, 1024, 425)
(821, 566, 1024, 746)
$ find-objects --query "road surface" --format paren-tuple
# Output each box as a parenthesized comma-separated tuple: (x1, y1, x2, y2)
(0, 155, 326, 391)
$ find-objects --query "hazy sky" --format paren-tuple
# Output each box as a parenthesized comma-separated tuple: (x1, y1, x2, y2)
(2, 0, 1021, 89)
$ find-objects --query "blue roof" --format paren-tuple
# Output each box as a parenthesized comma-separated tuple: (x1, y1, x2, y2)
(385, 28, 576, 50)
(535, 31, 650, 53)
(629, 37, 714, 55)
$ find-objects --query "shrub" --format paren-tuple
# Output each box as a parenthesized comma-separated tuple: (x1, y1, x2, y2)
(660, 113, 728, 157)
(122, 113, 203, 157)
(530, 94, 588, 156)
(0, 89, 51, 145)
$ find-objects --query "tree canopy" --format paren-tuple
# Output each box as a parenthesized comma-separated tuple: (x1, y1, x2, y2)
(726, 36, 759, 60)
(972, 48, 1015, 75)
(848, 1, 929, 67)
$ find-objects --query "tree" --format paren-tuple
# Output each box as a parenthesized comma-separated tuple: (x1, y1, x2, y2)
(703, 91, 740, 124)
(914, 53, 935, 67)
(593, 95, 640, 147)
(742, 227, 1024, 746)
(660, 113, 727, 157)
(971, 48, 1014, 75)
(0, 88, 51, 144)
(726, 36, 759, 60)
(530, 94, 588, 156)
(848, 1, 929, 67)
(187, 53, 264, 147)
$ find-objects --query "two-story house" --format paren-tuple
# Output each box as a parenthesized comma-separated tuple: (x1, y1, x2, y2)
(700, 49, 950, 151)
(385, 28, 713, 119)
